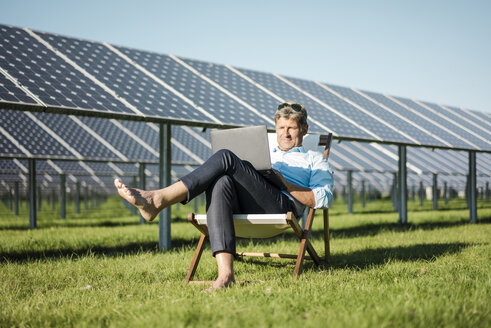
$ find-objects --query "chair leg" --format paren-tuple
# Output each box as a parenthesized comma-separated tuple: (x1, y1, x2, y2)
(185, 233, 207, 283)
(293, 237, 308, 279)
(323, 209, 330, 264)
(293, 208, 318, 278)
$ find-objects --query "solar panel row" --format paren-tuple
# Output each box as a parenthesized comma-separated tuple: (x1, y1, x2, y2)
(1, 24, 489, 152)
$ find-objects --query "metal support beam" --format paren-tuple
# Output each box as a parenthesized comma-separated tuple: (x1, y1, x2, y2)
(347, 170, 353, 214)
(419, 181, 424, 207)
(14, 181, 19, 216)
(159, 123, 172, 250)
(8, 187, 13, 211)
(51, 189, 56, 211)
(432, 173, 438, 210)
(486, 182, 489, 203)
(139, 163, 146, 224)
(361, 180, 366, 208)
(468, 151, 477, 223)
(444, 181, 448, 205)
(392, 172, 398, 212)
(84, 185, 88, 211)
(398, 145, 408, 224)
(28, 159, 37, 229)
(75, 181, 80, 214)
(60, 174, 66, 219)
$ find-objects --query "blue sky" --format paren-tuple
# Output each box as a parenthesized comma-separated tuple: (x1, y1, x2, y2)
(1, 0, 490, 113)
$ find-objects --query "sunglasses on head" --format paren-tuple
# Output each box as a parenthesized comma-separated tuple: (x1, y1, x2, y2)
(277, 102, 304, 112)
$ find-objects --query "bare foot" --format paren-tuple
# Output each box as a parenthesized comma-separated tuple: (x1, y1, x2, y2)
(114, 179, 161, 221)
(202, 275, 235, 293)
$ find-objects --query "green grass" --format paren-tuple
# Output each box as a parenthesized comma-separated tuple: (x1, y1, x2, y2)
(1, 197, 490, 327)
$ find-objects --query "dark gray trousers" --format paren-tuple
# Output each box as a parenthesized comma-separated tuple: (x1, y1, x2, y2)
(180, 149, 294, 256)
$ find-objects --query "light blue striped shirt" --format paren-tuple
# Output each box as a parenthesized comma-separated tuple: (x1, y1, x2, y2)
(271, 146, 334, 209)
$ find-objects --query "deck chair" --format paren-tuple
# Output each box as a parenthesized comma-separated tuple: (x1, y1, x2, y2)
(185, 133, 333, 282)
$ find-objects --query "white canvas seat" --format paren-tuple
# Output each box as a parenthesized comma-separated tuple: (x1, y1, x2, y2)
(194, 213, 291, 238)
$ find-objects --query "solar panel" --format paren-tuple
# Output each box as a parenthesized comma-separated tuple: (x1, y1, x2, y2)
(77, 116, 157, 162)
(181, 58, 281, 129)
(424, 104, 491, 142)
(394, 97, 489, 150)
(0, 158, 25, 172)
(37, 31, 212, 124)
(235, 67, 374, 139)
(407, 147, 460, 174)
(324, 84, 448, 147)
(342, 142, 397, 172)
(283, 76, 414, 144)
(0, 123, 25, 156)
(0, 109, 73, 158)
(0, 25, 129, 113)
(115, 121, 206, 165)
(116, 47, 271, 127)
(0, 73, 38, 104)
(172, 126, 210, 164)
(358, 90, 478, 149)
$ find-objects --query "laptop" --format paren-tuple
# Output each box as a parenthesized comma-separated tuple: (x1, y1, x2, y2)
(210, 125, 287, 190)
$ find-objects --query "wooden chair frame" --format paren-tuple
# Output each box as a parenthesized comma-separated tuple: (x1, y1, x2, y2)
(185, 133, 332, 282)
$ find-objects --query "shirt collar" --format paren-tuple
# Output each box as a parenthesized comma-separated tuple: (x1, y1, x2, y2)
(273, 145, 306, 153)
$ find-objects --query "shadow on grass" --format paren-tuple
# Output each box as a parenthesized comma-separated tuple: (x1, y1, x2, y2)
(329, 217, 491, 239)
(0, 220, 144, 231)
(0, 237, 199, 264)
(240, 242, 475, 273)
(311, 242, 474, 271)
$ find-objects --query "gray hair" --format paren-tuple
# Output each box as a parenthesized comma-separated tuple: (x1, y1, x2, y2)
(274, 101, 308, 133)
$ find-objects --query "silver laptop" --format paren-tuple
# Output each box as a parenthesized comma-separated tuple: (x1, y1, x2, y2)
(210, 125, 287, 190)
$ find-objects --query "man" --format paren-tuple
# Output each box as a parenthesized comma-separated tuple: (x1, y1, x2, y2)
(115, 101, 334, 291)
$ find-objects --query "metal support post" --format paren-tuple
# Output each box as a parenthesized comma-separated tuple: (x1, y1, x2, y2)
(60, 174, 66, 219)
(432, 173, 438, 210)
(51, 188, 56, 211)
(444, 181, 448, 205)
(347, 170, 353, 214)
(159, 123, 172, 250)
(139, 163, 146, 224)
(84, 185, 88, 211)
(75, 181, 80, 214)
(392, 172, 398, 212)
(28, 159, 37, 229)
(37, 186, 42, 211)
(419, 181, 424, 207)
(8, 187, 13, 211)
(14, 181, 19, 216)
(486, 182, 489, 203)
(468, 151, 477, 223)
(361, 180, 366, 208)
(398, 145, 408, 224)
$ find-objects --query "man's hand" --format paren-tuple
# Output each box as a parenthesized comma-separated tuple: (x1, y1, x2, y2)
(272, 169, 316, 208)
(272, 169, 290, 191)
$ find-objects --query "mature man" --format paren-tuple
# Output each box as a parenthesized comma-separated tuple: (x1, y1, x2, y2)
(115, 101, 334, 291)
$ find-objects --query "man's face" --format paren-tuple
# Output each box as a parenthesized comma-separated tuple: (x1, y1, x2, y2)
(275, 117, 308, 152)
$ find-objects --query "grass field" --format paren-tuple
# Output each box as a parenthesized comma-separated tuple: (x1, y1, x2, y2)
(1, 196, 490, 327)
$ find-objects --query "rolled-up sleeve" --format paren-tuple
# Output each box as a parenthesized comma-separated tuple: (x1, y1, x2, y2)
(309, 152, 334, 209)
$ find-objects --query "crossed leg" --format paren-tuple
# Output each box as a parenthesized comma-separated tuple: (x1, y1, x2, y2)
(114, 178, 188, 221)
(114, 178, 235, 290)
